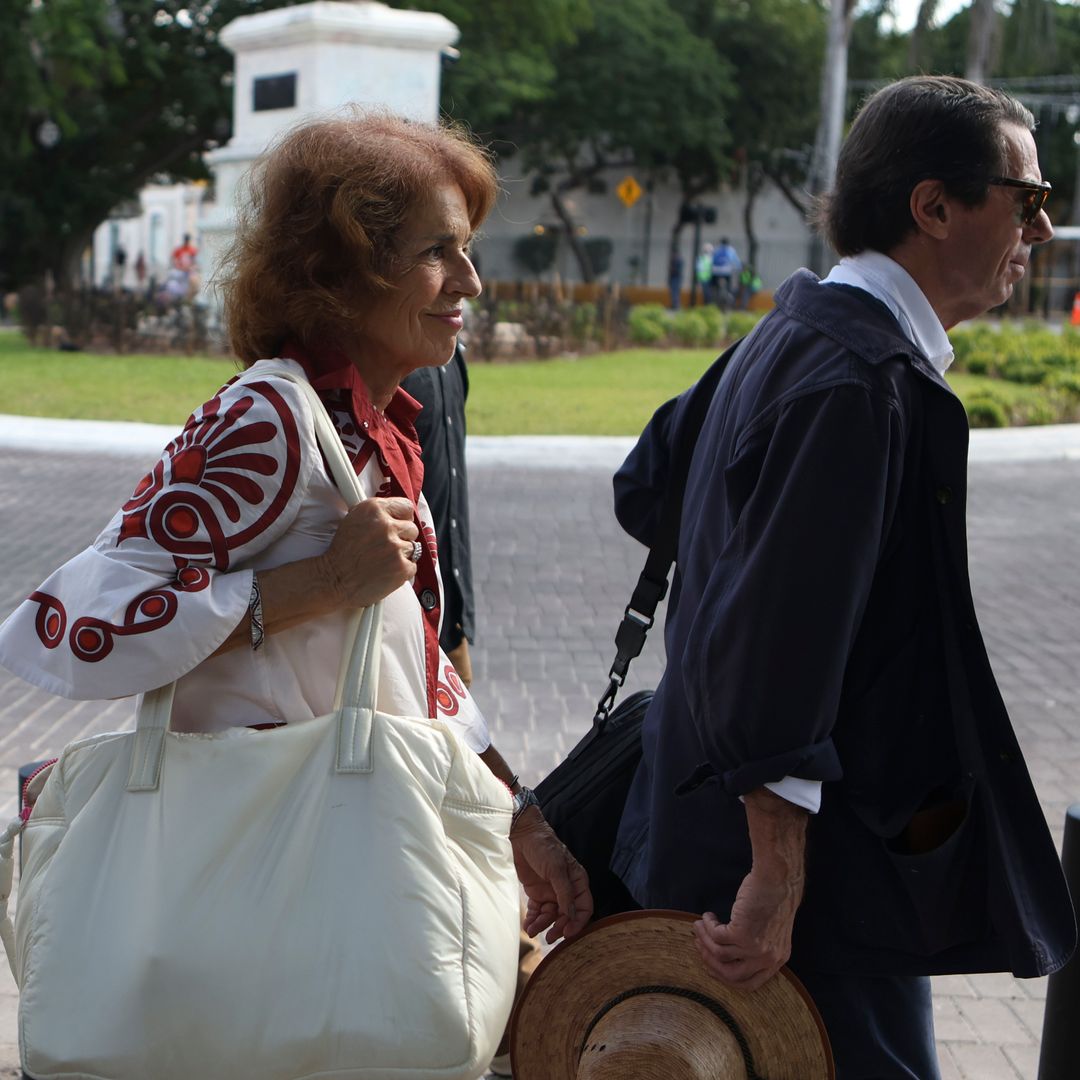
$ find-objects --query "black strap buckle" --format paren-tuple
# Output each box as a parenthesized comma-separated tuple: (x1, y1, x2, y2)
(591, 605, 654, 731)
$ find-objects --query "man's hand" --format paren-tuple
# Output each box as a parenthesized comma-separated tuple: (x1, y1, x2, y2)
(511, 806, 594, 943)
(692, 866, 802, 990)
(692, 787, 808, 990)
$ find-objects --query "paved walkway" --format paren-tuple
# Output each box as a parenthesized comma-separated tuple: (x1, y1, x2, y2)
(0, 420, 1076, 1078)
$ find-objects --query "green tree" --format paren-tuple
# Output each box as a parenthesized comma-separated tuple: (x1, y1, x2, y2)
(481, 0, 734, 281)
(703, 0, 826, 267)
(422, 0, 592, 135)
(1, 0, 313, 292)
(0, 0, 591, 293)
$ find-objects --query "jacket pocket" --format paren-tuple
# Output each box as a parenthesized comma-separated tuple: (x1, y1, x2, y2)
(882, 792, 988, 955)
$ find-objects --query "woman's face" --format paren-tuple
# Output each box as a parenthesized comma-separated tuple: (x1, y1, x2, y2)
(354, 183, 481, 383)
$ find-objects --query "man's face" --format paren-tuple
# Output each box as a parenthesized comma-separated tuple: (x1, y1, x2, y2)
(939, 123, 1052, 327)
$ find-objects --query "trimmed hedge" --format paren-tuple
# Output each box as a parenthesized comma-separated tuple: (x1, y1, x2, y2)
(628, 304, 765, 348)
(623, 308, 1080, 427)
(951, 323, 1080, 427)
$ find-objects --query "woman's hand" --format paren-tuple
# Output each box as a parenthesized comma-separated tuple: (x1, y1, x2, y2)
(511, 806, 593, 943)
(214, 497, 420, 656)
(320, 497, 419, 608)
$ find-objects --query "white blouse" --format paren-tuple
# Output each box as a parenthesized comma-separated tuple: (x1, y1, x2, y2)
(0, 358, 490, 752)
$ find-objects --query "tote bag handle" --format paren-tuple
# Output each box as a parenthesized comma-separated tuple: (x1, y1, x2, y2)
(128, 366, 386, 791)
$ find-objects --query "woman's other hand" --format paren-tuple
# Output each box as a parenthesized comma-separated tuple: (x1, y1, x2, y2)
(321, 497, 419, 608)
(511, 807, 593, 944)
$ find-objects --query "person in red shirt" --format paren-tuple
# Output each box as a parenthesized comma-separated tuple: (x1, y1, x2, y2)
(171, 234, 198, 273)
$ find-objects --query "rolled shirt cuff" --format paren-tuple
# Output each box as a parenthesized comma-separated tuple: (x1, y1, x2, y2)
(763, 776, 822, 814)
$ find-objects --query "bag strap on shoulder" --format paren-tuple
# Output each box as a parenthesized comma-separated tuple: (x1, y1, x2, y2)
(589, 337, 744, 739)
(127, 364, 384, 791)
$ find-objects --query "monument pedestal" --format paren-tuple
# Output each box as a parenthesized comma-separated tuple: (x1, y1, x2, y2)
(201, 0, 458, 312)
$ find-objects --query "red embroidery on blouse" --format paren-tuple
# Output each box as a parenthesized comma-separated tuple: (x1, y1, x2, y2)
(421, 522, 438, 564)
(64, 567, 210, 663)
(435, 683, 459, 716)
(29, 592, 66, 649)
(26, 379, 295, 661)
(118, 382, 301, 571)
(436, 663, 468, 718)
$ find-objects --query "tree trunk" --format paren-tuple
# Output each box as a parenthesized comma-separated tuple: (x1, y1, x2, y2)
(551, 187, 594, 283)
(52, 233, 93, 294)
(743, 166, 764, 270)
(966, 0, 998, 85)
(807, 0, 856, 274)
(812, 0, 856, 198)
(907, 0, 939, 70)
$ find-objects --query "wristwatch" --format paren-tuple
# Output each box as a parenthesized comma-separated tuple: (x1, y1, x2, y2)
(511, 784, 540, 824)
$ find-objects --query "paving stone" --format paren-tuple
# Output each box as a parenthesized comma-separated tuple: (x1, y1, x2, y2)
(1003, 1042, 1042, 1079)
(967, 971, 1040, 1000)
(932, 995, 978, 1042)
(955, 996, 1035, 1047)
(946, 1043, 1025, 1080)
(1009, 997, 1049, 1042)
(934, 973, 980, 998)
(937, 1045, 964, 1080)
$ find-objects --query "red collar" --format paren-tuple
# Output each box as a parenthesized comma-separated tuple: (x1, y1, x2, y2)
(281, 342, 424, 503)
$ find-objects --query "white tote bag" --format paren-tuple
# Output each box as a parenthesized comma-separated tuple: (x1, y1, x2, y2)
(0, 372, 520, 1080)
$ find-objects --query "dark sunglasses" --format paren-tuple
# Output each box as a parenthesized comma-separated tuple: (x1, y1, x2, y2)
(988, 175, 1052, 226)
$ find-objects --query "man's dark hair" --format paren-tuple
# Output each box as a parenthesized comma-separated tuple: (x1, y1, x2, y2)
(818, 75, 1035, 256)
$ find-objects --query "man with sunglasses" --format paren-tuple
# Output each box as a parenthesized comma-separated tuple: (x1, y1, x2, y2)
(611, 75, 1075, 1078)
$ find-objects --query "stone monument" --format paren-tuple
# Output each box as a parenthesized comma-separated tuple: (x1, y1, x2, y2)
(200, 0, 459, 307)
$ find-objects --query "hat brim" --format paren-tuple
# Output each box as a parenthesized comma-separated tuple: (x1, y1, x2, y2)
(510, 910, 834, 1080)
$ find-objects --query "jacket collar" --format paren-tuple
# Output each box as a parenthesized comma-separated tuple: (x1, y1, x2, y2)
(773, 269, 947, 388)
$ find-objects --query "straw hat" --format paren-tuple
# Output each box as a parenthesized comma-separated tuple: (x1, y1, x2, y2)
(510, 910, 834, 1080)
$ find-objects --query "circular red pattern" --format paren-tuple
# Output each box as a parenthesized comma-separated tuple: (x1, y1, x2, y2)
(444, 666, 466, 698)
(30, 592, 67, 649)
(77, 629, 101, 652)
(435, 685, 459, 716)
(141, 596, 167, 617)
(165, 506, 198, 538)
(175, 566, 211, 591)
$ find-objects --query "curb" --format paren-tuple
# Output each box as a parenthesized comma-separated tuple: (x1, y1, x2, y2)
(2, 414, 1080, 469)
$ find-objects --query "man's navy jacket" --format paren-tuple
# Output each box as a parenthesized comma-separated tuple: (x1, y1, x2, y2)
(611, 270, 1075, 977)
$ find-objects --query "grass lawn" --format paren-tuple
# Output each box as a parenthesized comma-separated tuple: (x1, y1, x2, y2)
(466, 350, 716, 434)
(0, 333, 717, 434)
(0, 331, 1068, 434)
(0, 333, 238, 425)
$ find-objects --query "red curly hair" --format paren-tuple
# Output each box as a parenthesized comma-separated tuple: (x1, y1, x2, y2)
(219, 111, 498, 365)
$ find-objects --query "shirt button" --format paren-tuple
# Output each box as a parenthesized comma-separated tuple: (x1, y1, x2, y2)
(452, 567, 460, 577)
(935, 485, 953, 505)
(419, 589, 438, 611)
(450, 518, 457, 529)
(450, 467, 457, 478)
(446, 416, 453, 427)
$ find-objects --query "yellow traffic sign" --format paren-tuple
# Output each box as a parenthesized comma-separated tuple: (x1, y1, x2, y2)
(616, 175, 643, 208)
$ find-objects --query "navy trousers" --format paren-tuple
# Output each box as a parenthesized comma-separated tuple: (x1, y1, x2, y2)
(790, 968, 941, 1080)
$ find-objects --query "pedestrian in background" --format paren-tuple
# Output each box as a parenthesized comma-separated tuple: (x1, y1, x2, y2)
(710, 236, 742, 309)
(667, 247, 684, 310)
(695, 242, 714, 305)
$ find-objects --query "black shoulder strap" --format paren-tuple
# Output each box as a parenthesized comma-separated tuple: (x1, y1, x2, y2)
(587, 336, 743, 739)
